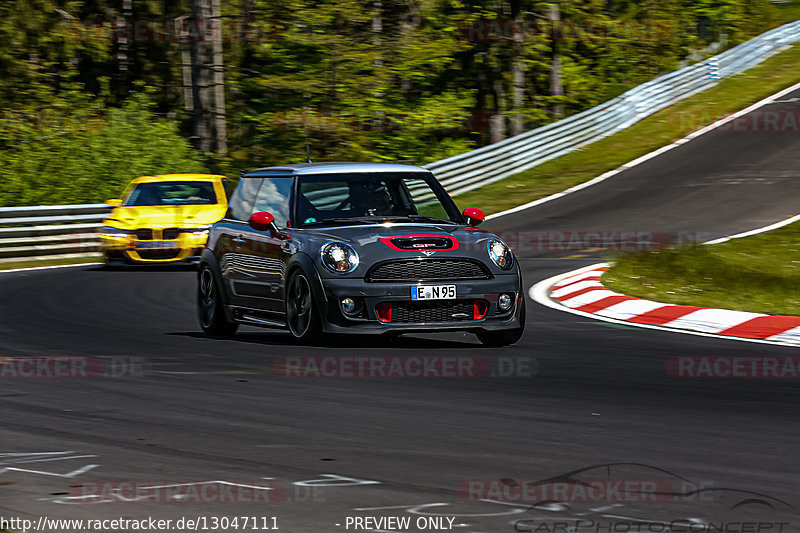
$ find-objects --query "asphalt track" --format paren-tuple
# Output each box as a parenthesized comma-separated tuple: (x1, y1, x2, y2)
(2, 88, 800, 532)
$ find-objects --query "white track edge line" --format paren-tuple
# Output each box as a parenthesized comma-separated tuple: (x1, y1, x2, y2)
(521, 80, 800, 346)
(488, 79, 800, 221)
(0, 262, 103, 274)
(704, 213, 800, 244)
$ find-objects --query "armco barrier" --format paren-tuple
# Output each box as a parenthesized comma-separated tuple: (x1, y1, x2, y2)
(0, 204, 108, 264)
(424, 20, 800, 197)
(2, 20, 799, 264)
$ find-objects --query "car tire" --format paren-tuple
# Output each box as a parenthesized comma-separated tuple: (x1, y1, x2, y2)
(476, 296, 526, 347)
(285, 270, 322, 344)
(197, 265, 239, 337)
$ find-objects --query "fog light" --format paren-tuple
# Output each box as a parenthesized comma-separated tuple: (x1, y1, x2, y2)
(341, 297, 357, 315)
(498, 293, 513, 311)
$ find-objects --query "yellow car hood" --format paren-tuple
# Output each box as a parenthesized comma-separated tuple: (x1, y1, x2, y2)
(105, 204, 227, 229)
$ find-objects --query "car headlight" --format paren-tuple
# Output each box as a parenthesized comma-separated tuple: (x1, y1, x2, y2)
(176, 225, 212, 238)
(101, 226, 131, 239)
(487, 238, 513, 270)
(320, 242, 359, 273)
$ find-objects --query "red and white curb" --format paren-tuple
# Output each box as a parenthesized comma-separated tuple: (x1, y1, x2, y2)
(531, 263, 800, 347)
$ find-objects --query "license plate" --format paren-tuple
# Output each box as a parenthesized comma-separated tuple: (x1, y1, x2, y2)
(136, 241, 178, 250)
(411, 285, 456, 300)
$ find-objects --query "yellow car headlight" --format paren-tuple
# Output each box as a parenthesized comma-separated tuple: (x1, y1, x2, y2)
(101, 226, 132, 239)
(182, 225, 212, 238)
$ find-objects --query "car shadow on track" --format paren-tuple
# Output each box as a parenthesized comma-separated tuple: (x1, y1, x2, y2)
(87, 264, 198, 273)
(167, 331, 479, 349)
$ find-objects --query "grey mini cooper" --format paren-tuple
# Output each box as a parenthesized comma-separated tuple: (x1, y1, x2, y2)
(196, 162, 525, 346)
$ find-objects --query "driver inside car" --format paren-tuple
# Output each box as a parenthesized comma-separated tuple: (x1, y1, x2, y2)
(350, 181, 398, 217)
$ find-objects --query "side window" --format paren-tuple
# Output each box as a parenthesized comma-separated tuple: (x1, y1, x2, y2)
(226, 178, 261, 221)
(252, 177, 293, 227)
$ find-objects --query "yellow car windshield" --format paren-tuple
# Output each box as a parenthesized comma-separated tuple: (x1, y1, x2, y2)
(124, 181, 218, 206)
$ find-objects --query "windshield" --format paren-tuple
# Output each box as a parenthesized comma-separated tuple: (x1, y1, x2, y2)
(296, 173, 462, 226)
(124, 181, 218, 206)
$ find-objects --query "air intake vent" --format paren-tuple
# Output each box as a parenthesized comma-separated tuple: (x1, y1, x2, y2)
(377, 299, 490, 323)
(391, 236, 453, 250)
(379, 234, 459, 252)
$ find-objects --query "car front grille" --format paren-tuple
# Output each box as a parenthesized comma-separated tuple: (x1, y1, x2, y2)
(134, 229, 153, 240)
(381, 300, 489, 323)
(366, 259, 491, 282)
(162, 228, 180, 240)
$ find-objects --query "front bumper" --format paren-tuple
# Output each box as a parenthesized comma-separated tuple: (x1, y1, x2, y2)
(101, 233, 209, 264)
(317, 274, 523, 334)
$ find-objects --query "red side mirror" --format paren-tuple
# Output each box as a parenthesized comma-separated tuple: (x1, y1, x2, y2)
(462, 207, 485, 227)
(249, 211, 276, 232)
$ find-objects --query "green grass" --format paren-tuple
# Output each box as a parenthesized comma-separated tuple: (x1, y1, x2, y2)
(0, 255, 101, 271)
(454, 43, 800, 214)
(603, 221, 800, 316)
(773, 2, 800, 25)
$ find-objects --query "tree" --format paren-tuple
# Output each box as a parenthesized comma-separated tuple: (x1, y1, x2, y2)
(190, 0, 227, 154)
(0, 87, 207, 206)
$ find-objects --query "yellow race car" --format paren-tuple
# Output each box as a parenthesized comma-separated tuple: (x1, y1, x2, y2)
(101, 174, 228, 264)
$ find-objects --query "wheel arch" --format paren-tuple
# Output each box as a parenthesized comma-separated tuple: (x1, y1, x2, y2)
(198, 248, 235, 316)
(286, 252, 328, 306)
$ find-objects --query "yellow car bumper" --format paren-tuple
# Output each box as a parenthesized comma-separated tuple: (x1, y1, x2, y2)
(101, 231, 210, 264)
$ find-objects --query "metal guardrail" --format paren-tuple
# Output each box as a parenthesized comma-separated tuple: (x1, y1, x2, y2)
(0, 205, 108, 264)
(425, 20, 800, 197)
(2, 20, 798, 265)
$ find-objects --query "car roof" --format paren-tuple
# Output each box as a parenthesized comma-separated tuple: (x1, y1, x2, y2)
(132, 174, 226, 183)
(242, 162, 431, 177)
